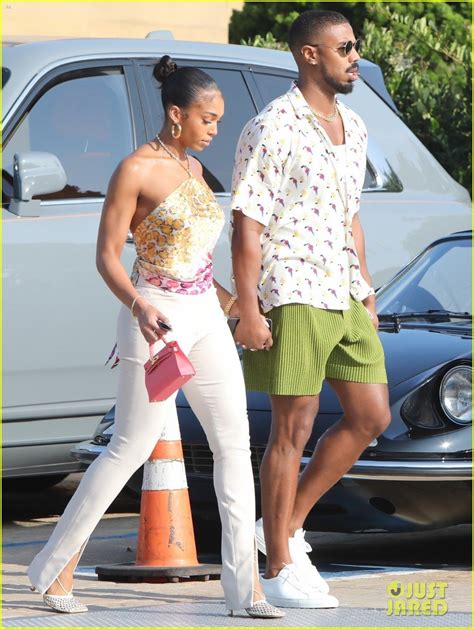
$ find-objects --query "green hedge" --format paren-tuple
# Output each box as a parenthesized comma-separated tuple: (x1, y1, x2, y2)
(229, 2, 471, 193)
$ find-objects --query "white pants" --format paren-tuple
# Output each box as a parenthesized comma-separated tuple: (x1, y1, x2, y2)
(28, 283, 256, 609)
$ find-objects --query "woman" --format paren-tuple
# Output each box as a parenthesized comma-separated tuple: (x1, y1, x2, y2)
(27, 56, 283, 619)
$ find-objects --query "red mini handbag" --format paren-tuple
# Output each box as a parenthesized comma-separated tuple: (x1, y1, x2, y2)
(144, 340, 195, 402)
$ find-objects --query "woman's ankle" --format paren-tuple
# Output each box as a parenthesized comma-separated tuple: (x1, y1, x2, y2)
(46, 576, 73, 596)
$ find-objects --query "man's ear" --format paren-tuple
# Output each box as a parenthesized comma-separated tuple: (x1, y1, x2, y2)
(300, 45, 318, 66)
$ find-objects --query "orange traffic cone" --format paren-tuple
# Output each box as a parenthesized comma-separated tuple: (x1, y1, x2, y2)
(136, 417, 198, 567)
(96, 413, 221, 583)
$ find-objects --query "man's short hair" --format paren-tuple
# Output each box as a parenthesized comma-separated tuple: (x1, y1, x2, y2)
(288, 10, 349, 55)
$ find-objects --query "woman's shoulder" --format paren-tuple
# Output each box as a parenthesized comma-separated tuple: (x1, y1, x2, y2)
(188, 155, 203, 178)
(115, 144, 166, 179)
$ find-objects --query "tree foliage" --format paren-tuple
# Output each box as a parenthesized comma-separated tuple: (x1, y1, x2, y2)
(229, 2, 472, 192)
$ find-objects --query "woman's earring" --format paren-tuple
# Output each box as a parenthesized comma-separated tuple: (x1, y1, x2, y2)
(171, 123, 182, 139)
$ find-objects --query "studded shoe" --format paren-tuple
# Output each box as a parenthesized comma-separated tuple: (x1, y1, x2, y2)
(38, 576, 88, 614)
(229, 589, 285, 618)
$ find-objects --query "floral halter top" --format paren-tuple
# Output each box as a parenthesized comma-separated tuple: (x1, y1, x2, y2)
(131, 176, 224, 294)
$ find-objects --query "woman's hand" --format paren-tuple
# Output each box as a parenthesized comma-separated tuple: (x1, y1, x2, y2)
(134, 296, 172, 344)
(229, 299, 240, 318)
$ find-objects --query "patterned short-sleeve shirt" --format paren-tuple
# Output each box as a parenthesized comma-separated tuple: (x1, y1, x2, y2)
(231, 83, 374, 312)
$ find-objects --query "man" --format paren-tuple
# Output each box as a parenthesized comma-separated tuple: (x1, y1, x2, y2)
(231, 10, 391, 609)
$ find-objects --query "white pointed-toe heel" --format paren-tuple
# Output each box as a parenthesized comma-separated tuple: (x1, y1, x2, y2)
(228, 590, 285, 619)
(39, 577, 88, 614)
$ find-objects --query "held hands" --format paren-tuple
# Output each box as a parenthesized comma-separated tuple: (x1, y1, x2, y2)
(133, 296, 171, 344)
(233, 314, 273, 352)
(228, 299, 240, 318)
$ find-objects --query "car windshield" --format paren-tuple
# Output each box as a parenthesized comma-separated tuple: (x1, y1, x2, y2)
(376, 237, 471, 317)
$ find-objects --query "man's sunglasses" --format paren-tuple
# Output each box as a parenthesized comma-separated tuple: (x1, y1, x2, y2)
(306, 38, 361, 57)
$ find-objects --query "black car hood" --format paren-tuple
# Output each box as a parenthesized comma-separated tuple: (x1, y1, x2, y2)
(379, 325, 471, 387)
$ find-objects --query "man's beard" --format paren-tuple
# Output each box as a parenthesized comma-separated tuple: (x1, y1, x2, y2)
(321, 63, 354, 95)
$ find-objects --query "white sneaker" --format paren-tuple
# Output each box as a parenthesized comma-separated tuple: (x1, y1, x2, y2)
(261, 563, 339, 609)
(255, 518, 330, 594)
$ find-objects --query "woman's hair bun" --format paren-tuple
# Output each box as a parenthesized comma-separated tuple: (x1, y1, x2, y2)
(153, 55, 178, 84)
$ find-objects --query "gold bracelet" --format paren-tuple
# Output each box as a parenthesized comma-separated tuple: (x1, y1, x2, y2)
(223, 295, 237, 317)
(130, 296, 139, 318)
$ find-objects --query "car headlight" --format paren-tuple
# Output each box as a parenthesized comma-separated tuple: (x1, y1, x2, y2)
(439, 365, 472, 425)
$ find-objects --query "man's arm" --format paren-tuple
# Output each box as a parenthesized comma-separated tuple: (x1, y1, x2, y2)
(230, 116, 284, 349)
(231, 211, 273, 349)
(352, 213, 378, 329)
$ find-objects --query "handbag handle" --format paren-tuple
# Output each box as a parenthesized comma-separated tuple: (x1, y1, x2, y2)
(148, 340, 171, 362)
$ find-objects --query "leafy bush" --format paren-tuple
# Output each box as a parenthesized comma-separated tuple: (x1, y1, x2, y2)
(229, 2, 370, 44)
(363, 4, 471, 192)
(230, 2, 471, 192)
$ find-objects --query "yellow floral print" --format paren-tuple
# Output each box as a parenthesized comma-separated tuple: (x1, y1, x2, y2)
(132, 176, 224, 294)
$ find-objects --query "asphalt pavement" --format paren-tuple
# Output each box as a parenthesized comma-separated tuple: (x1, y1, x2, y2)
(2, 474, 471, 627)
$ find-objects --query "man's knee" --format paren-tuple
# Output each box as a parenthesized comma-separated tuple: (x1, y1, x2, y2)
(269, 396, 319, 451)
(355, 405, 391, 439)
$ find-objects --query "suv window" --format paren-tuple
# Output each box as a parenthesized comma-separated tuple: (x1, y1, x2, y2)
(363, 161, 378, 189)
(3, 68, 134, 203)
(2, 67, 11, 88)
(253, 72, 294, 106)
(141, 64, 257, 192)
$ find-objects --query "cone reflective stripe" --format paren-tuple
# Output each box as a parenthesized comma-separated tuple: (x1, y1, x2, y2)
(136, 420, 198, 567)
(141, 445, 188, 491)
(96, 412, 221, 583)
(141, 414, 189, 492)
(141, 458, 188, 491)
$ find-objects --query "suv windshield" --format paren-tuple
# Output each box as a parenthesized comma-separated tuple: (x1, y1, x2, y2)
(376, 237, 472, 316)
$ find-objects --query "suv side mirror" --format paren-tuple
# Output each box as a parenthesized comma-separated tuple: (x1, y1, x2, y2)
(10, 152, 67, 217)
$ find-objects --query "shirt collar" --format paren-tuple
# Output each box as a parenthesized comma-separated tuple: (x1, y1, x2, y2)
(286, 81, 314, 121)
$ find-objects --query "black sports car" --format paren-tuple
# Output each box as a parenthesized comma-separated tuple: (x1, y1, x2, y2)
(73, 231, 472, 535)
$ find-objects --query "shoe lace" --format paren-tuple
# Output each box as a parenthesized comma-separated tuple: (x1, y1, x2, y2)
(292, 530, 312, 558)
(296, 529, 312, 553)
(292, 531, 320, 574)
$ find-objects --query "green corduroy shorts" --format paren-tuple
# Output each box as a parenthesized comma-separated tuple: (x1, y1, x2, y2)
(243, 299, 388, 396)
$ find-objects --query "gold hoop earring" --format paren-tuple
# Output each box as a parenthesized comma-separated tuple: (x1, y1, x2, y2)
(171, 123, 182, 139)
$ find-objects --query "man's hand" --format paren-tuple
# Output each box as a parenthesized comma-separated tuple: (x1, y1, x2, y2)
(352, 214, 378, 330)
(234, 315, 273, 351)
(364, 302, 379, 330)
